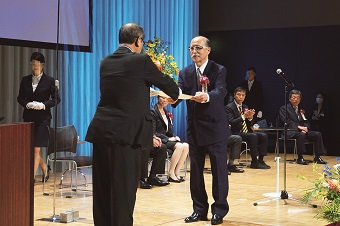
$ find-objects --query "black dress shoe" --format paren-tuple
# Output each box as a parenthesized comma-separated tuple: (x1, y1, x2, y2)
(228, 165, 244, 173)
(147, 177, 169, 186)
(139, 179, 152, 189)
(314, 157, 327, 164)
(249, 162, 267, 169)
(178, 176, 185, 182)
(168, 176, 181, 183)
(228, 171, 231, 175)
(184, 212, 208, 223)
(211, 214, 223, 225)
(258, 160, 271, 169)
(296, 158, 309, 165)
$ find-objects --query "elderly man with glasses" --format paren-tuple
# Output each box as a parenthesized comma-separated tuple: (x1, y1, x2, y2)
(172, 36, 231, 225)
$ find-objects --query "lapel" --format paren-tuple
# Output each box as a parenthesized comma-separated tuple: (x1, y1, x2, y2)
(188, 64, 199, 92)
(231, 102, 239, 117)
(288, 103, 299, 121)
(35, 73, 47, 92)
(154, 105, 167, 130)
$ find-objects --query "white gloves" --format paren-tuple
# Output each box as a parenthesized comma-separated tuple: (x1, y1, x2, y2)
(26, 101, 45, 110)
(26, 102, 36, 109)
(257, 111, 263, 118)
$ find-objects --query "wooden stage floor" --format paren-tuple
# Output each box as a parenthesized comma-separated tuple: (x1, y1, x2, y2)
(33, 153, 334, 226)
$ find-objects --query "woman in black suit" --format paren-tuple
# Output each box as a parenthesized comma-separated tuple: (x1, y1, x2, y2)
(151, 95, 189, 183)
(17, 52, 60, 182)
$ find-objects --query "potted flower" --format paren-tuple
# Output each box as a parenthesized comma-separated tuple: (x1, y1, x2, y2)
(299, 158, 340, 225)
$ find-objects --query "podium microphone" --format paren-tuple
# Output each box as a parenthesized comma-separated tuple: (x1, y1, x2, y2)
(276, 69, 294, 87)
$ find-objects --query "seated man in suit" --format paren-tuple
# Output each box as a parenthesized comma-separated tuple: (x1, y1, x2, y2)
(227, 135, 244, 174)
(225, 87, 270, 169)
(140, 135, 170, 189)
(279, 89, 326, 165)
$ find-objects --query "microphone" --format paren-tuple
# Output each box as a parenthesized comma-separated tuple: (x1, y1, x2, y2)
(276, 69, 294, 87)
(55, 80, 59, 90)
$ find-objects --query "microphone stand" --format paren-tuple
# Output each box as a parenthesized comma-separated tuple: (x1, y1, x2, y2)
(253, 78, 317, 208)
(42, 0, 61, 223)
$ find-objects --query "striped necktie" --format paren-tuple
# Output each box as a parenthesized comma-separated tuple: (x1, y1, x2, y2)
(238, 106, 248, 133)
(196, 68, 203, 90)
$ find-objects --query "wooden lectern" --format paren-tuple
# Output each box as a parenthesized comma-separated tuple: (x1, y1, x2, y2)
(0, 123, 34, 226)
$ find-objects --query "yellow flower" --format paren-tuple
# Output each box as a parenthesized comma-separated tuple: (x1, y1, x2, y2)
(144, 37, 179, 83)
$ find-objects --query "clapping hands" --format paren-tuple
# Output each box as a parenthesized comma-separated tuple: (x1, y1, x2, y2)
(243, 108, 255, 119)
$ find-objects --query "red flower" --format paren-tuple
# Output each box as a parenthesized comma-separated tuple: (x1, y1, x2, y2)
(167, 112, 174, 119)
(199, 75, 210, 85)
(300, 109, 305, 114)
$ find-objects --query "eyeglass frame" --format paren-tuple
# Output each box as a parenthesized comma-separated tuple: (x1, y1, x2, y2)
(188, 45, 209, 51)
(135, 36, 145, 46)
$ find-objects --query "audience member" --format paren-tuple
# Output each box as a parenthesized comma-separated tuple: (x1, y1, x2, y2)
(85, 23, 179, 226)
(173, 36, 230, 225)
(151, 95, 189, 183)
(225, 87, 270, 169)
(139, 135, 170, 189)
(227, 135, 244, 174)
(240, 67, 263, 121)
(17, 52, 61, 183)
(310, 92, 329, 151)
(279, 89, 326, 165)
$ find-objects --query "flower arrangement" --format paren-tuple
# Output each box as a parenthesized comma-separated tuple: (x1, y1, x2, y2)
(299, 158, 340, 224)
(144, 37, 179, 82)
(199, 75, 210, 93)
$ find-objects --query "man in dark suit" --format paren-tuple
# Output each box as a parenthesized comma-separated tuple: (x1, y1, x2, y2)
(225, 87, 270, 169)
(240, 67, 264, 121)
(139, 135, 169, 189)
(173, 36, 230, 225)
(85, 23, 179, 226)
(279, 89, 326, 165)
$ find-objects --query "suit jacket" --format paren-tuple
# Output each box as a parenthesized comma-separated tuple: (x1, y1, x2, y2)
(173, 60, 230, 146)
(225, 101, 253, 135)
(85, 47, 179, 149)
(150, 105, 175, 144)
(240, 79, 263, 112)
(17, 73, 61, 122)
(279, 103, 310, 138)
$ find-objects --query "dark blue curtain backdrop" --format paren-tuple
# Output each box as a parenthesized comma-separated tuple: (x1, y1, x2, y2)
(57, 0, 199, 155)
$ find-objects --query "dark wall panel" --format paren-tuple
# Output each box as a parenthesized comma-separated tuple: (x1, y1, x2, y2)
(202, 25, 339, 155)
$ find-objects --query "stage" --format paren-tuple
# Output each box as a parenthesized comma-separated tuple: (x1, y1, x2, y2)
(33, 153, 330, 226)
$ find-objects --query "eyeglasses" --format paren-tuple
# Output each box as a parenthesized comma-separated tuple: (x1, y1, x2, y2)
(188, 45, 208, 51)
(135, 37, 145, 45)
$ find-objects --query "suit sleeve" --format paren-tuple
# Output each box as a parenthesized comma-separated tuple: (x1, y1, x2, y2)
(225, 105, 243, 127)
(151, 109, 169, 143)
(208, 65, 227, 103)
(143, 55, 179, 100)
(42, 77, 61, 109)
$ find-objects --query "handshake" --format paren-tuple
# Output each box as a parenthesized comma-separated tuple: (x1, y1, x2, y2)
(26, 101, 45, 110)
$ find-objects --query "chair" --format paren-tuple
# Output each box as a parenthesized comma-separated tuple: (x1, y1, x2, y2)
(165, 149, 188, 179)
(278, 137, 315, 162)
(238, 141, 250, 167)
(275, 115, 315, 162)
(43, 125, 92, 194)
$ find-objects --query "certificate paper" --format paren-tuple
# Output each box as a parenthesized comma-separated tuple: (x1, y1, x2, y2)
(150, 88, 192, 100)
